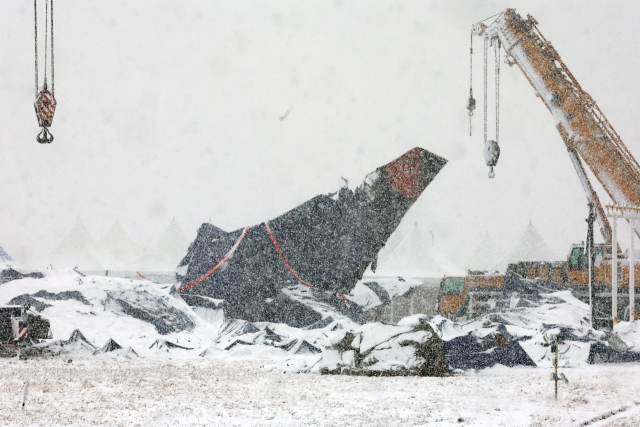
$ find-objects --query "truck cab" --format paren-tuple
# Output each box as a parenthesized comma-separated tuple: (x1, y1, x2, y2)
(566, 243, 640, 289)
(568, 243, 611, 285)
(437, 274, 503, 321)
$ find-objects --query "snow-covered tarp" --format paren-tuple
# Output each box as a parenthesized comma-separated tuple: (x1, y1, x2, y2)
(2, 268, 640, 375)
(432, 271, 640, 370)
(176, 148, 448, 327)
(346, 276, 424, 311)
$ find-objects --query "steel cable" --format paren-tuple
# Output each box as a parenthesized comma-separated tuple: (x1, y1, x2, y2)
(34, 0, 38, 96)
(51, 0, 54, 95)
(44, 0, 47, 88)
(469, 31, 473, 135)
(484, 37, 488, 145)
(495, 39, 500, 144)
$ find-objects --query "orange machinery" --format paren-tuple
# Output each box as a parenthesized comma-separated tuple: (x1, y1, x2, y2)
(438, 244, 640, 320)
(438, 274, 503, 320)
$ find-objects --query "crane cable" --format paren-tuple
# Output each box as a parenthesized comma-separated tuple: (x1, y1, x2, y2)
(34, 0, 38, 97)
(477, 11, 503, 24)
(35, 0, 54, 94)
(495, 38, 500, 145)
(51, 0, 54, 96)
(44, 0, 48, 89)
(469, 32, 472, 101)
(483, 36, 488, 146)
(467, 31, 475, 136)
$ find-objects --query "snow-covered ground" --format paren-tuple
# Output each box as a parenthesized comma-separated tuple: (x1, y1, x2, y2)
(1, 358, 640, 426)
(3, 268, 640, 425)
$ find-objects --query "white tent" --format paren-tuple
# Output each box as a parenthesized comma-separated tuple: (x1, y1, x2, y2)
(366, 222, 464, 278)
(466, 232, 504, 273)
(0, 244, 11, 263)
(493, 222, 559, 272)
(127, 218, 190, 271)
(100, 219, 143, 265)
(48, 217, 120, 270)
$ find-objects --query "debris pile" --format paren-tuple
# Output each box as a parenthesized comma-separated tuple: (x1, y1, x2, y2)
(206, 319, 322, 356)
(0, 268, 209, 355)
(177, 148, 447, 326)
(434, 271, 640, 369)
(1, 268, 44, 285)
(37, 329, 97, 357)
(103, 288, 195, 335)
(2, 264, 640, 375)
(320, 316, 448, 376)
(31, 330, 140, 359)
(441, 324, 536, 370)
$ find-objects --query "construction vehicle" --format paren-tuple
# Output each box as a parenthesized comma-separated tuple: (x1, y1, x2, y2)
(438, 251, 627, 321)
(438, 274, 503, 320)
(438, 241, 639, 323)
(443, 9, 640, 324)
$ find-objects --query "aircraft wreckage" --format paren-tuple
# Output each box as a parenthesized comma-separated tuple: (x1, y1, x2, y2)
(176, 147, 447, 327)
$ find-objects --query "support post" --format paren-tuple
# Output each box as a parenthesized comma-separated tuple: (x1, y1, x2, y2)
(554, 338, 558, 401)
(612, 212, 618, 322)
(606, 204, 640, 324)
(587, 203, 596, 328)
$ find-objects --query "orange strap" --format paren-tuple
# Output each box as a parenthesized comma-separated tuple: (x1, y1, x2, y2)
(265, 221, 316, 289)
(265, 221, 350, 309)
(338, 293, 351, 309)
(136, 272, 147, 280)
(177, 226, 250, 292)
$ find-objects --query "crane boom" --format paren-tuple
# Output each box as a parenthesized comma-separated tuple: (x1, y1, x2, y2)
(473, 9, 640, 244)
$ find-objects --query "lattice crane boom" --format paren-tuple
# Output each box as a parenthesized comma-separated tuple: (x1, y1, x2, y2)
(473, 9, 640, 244)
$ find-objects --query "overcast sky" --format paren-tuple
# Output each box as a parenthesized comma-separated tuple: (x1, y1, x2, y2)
(1, 1, 639, 267)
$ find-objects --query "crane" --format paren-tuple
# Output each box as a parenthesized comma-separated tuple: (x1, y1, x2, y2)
(448, 9, 640, 326)
(469, 9, 640, 247)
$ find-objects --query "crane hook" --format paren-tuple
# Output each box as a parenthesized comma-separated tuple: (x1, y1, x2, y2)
(34, 88, 56, 144)
(36, 126, 54, 144)
(484, 139, 500, 178)
(467, 94, 476, 136)
(467, 95, 476, 116)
